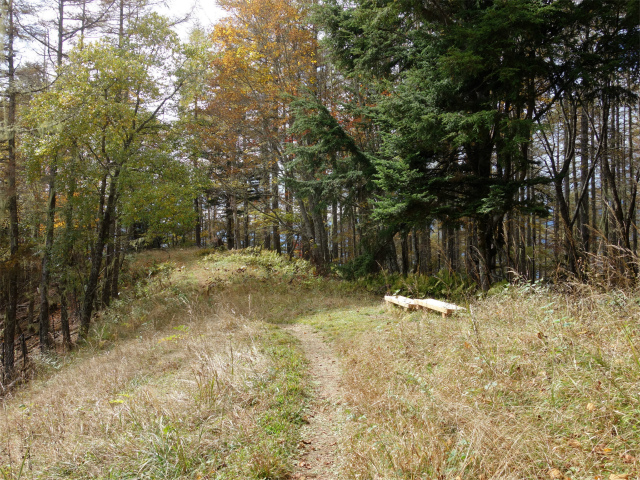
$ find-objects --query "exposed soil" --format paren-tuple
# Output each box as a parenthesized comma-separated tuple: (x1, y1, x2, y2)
(285, 324, 345, 480)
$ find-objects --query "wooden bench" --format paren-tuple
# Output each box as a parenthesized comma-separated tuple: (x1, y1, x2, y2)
(384, 295, 465, 317)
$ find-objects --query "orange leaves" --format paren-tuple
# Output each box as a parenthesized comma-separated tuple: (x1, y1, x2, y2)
(203, 0, 318, 182)
(209, 0, 316, 98)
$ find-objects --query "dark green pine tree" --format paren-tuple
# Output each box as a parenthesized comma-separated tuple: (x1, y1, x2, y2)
(319, 0, 639, 289)
(286, 93, 375, 271)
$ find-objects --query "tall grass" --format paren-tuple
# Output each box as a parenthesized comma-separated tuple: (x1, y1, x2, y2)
(320, 282, 640, 479)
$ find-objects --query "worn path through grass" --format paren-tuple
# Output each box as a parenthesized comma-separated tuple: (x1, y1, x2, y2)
(284, 324, 345, 480)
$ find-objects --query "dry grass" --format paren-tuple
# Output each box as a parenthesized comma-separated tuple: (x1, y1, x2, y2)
(305, 283, 640, 479)
(3, 248, 639, 480)
(0, 248, 329, 479)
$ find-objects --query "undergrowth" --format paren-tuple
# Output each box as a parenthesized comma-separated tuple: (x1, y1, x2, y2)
(350, 269, 478, 300)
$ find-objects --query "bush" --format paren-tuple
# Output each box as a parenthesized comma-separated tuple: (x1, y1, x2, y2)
(350, 269, 477, 300)
(336, 253, 377, 280)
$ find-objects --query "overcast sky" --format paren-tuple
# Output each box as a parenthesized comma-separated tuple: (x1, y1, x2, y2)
(156, 0, 227, 39)
(16, 0, 227, 67)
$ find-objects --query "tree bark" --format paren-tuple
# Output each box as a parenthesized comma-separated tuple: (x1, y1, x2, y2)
(580, 106, 590, 252)
(400, 230, 409, 276)
(38, 165, 57, 352)
(271, 161, 281, 254)
(194, 197, 201, 247)
(3, 1, 19, 379)
(331, 200, 339, 261)
(101, 216, 116, 308)
(80, 168, 119, 339)
(412, 227, 420, 274)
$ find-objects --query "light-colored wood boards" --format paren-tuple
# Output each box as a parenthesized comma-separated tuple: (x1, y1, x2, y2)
(384, 295, 465, 317)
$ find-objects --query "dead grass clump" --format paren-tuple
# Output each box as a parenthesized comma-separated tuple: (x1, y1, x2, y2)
(334, 284, 640, 479)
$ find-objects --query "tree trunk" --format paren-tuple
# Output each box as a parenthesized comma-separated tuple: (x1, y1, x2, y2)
(412, 227, 420, 274)
(272, 164, 281, 254)
(59, 290, 72, 348)
(580, 106, 590, 252)
(447, 224, 456, 272)
(311, 204, 329, 267)
(331, 200, 339, 261)
(59, 177, 77, 349)
(101, 217, 116, 308)
(476, 216, 498, 291)
(421, 222, 432, 275)
(226, 195, 235, 249)
(299, 199, 325, 270)
(3, 2, 19, 379)
(244, 196, 250, 248)
(38, 165, 57, 352)
(110, 222, 122, 300)
(285, 185, 294, 256)
(80, 168, 119, 339)
(194, 197, 201, 247)
(400, 230, 409, 276)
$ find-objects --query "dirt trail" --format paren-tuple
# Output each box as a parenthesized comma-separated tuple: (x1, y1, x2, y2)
(285, 324, 345, 480)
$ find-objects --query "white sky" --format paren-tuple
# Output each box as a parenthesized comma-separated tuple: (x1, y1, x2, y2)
(156, 0, 227, 39)
(17, 0, 227, 67)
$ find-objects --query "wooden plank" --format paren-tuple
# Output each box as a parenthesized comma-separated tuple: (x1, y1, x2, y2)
(385, 295, 465, 317)
(384, 295, 419, 311)
(414, 298, 465, 316)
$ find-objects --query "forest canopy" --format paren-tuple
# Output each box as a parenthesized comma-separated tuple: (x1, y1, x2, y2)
(0, 0, 639, 377)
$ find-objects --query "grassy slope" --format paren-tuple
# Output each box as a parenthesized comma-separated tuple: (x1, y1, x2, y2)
(1, 248, 639, 480)
(0, 249, 373, 480)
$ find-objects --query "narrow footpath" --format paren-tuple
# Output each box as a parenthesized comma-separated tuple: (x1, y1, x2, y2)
(285, 324, 345, 480)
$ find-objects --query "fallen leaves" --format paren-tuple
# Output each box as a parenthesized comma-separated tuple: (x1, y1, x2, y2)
(593, 444, 614, 455)
(549, 468, 563, 479)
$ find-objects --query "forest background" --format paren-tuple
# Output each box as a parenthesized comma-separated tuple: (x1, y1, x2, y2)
(0, 0, 638, 380)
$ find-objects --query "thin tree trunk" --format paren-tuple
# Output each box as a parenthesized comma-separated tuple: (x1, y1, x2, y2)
(422, 222, 432, 275)
(80, 168, 119, 339)
(400, 230, 409, 276)
(59, 291, 72, 348)
(331, 199, 339, 261)
(101, 217, 116, 308)
(110, 229, 123, 301)
(285, 185, 294, 256)
(59, 177, 77, 349)
(194, 197, 201, 247)
(38, 165, 57, 352)
(271, 161, 281, 254)
(244, 196, 250, 248)
(447, 224, 456, 272)
(630, 101, 637, 253)
(412, 227, 420, 274)
(580, 106, 590, 252)
(226, 195, 235, 249)
(3, 2, 19, 379)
